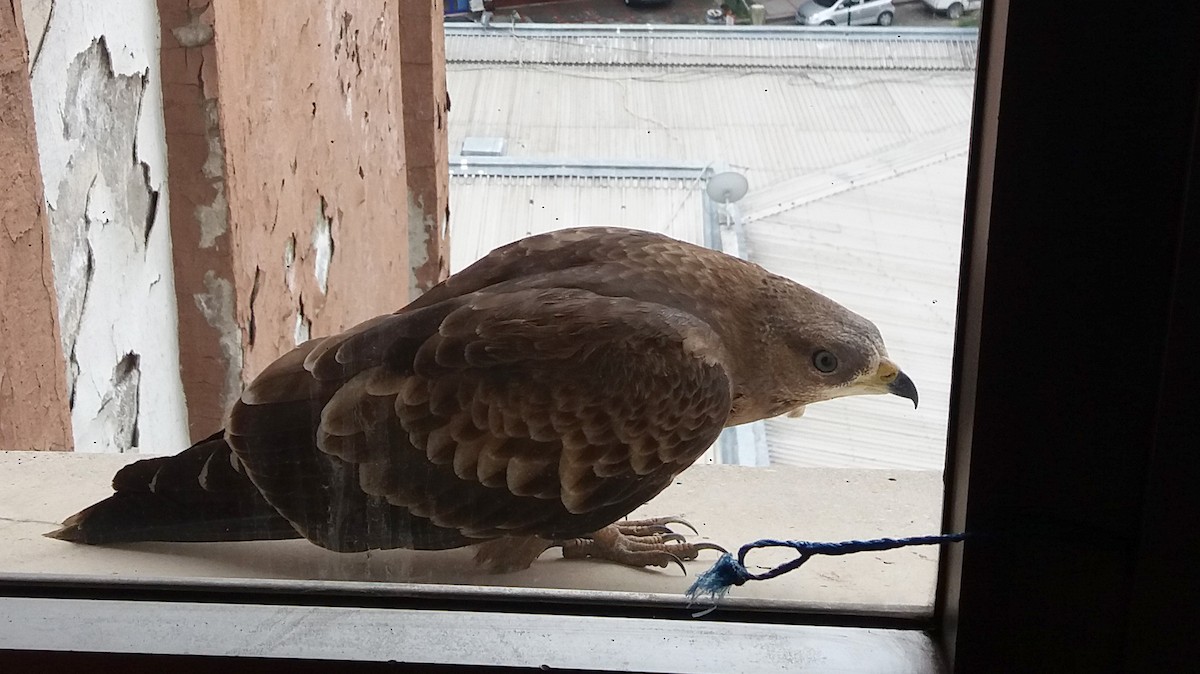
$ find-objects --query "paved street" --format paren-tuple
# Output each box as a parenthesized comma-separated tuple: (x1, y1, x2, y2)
(467, 1, 966, 27)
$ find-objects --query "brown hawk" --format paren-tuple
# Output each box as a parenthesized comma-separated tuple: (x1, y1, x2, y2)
(50, 227, 918, 572)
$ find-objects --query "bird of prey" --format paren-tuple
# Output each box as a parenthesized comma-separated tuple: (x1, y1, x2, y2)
(49, 227, 918, 572)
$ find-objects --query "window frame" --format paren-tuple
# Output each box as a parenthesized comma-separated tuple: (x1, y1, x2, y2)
(938, 0, 1200, 670)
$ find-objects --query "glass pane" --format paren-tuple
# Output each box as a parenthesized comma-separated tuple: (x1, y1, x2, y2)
(2, 0, 979, 622)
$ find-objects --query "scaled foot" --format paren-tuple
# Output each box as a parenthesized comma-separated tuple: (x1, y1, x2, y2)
(555, 516, 726, 573)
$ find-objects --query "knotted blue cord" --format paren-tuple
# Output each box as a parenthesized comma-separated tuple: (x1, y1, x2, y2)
(686, 533, 969, 609)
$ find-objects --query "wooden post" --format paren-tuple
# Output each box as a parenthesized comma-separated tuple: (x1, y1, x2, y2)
(157, 0, 416, 438)
(400, 0, 452, 297)
(157, 0, 232, 438)
(0, 1, 72, 450)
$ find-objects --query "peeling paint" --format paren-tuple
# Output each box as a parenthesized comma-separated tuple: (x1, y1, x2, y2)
(283, 234, 297, 292)
(247, 266, 263, 347)
(27, 0, 189, 453)
(200, 98, 224, 180)
(312, 196, 333, 294)
(406, 191, 450, 300)
(62, 245, 90, 407)
(334, 9, 363, 118)
(82, 352, 141, 453)
(47, 38, 155, 404)
(294, 295, 312, 345)
(19, 0, 54, 76)
(196, 184, 228, 248)
(142, 179, 159, 247)
(171, 16, 215, 49)
(193, 270, 244, 413)
(407, 191, 433, 299)
(196, 98, 228, 248)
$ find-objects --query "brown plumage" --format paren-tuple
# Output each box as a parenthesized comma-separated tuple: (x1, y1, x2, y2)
(49, 227, 918, 570)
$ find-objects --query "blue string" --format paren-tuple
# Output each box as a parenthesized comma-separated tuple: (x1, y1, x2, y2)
(686, 532, 969, 608)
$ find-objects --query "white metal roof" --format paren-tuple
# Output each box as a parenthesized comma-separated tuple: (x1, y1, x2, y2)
(748, 155, 967, 470)
(447, 174, 708, 273)
(447, 65, 975, 194)
(444, 26, 976, 470)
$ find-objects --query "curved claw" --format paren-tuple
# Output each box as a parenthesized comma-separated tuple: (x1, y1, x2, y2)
(615, 523, 675, 537)
(665, 517, 699, 535)
(692, 541, 729, 556)
(623, 515, 698, 535)
(552, 521, 719, 573)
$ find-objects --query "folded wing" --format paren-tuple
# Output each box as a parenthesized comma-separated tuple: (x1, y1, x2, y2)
(228, 284, 733, 552)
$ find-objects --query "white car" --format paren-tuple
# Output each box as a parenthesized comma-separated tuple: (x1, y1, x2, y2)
(921, 0, 982, 20)
(795, 0, 896, 27)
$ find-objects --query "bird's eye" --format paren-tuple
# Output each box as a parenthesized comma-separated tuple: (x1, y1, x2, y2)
(812, 350, 838, 373)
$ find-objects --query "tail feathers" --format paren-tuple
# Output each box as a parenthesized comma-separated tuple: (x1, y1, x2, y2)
(46, 431, 301, 545)
(46, 492, 302, 544)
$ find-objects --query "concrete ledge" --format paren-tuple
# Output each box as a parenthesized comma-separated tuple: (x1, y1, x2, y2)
(0, 451, 943, 615)
(0, 597, 942, 672)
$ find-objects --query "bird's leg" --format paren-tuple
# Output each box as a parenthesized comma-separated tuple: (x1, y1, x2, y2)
(554, 516, 726, 572)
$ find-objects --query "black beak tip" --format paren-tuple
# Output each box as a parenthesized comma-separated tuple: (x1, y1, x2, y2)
(888, 371, 919, 409)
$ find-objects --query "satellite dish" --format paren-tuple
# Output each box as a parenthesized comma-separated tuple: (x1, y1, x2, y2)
(705, 171, 749, 204)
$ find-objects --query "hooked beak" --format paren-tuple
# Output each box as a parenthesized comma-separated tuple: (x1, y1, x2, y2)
(887, 371, 919, 408)
(877, 359, 919, 409)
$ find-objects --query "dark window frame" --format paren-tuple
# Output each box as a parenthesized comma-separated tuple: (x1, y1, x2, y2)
(940, 0, 1200, 670)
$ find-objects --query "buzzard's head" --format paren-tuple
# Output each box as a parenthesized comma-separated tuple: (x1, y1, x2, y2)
(726, 272, 919, 424)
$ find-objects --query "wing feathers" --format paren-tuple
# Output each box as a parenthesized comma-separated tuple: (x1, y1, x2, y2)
(228, 247, 734, 550)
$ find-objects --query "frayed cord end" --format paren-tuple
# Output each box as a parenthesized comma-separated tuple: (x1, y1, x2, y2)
(686, 552, 751, 606)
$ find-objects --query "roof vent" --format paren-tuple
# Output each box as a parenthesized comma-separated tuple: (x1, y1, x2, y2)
(461, 136, 507, 157)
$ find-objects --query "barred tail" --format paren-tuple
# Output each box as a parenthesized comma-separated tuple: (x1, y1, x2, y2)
(46, 431, 301, 545)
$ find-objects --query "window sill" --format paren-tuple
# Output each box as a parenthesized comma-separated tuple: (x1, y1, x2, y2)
(0, 448, 936, 618)
(1, 451, 944, 670)
(0, 450, 942, 615)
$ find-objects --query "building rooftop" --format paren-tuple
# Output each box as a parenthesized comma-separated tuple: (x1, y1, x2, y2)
(449, 167, 710, 273)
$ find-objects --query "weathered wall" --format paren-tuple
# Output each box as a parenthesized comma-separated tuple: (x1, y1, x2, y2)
(24, 0, 189, 453)
(0, 1, 72, 450)
(401, 0, 451, 297)
(210, 0, 412, 380)
(156, 0, 232, 438)
(8, 0, 433, 450)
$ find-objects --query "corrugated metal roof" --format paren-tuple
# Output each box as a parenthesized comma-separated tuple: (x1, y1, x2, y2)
(749, 155, 968, 470)
(446, 24, 978, 71)
(444, 28, 975, 470)
(448, 175, 707, 273)
(447, 65, 975, 192)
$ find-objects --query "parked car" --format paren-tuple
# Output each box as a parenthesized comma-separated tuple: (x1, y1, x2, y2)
(795, 0, 896, 27)
(921, 0, 981, 20)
